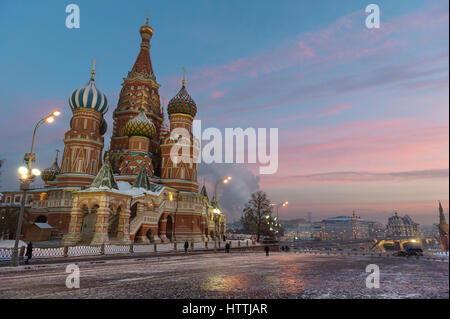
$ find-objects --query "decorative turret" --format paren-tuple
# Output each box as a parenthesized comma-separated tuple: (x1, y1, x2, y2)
(41, 150, 61, 184)
(160, 105, 170, 138)
(88, 152, 118, 190)
(200, 179, 209, 199)
(133, 164, 151, 190)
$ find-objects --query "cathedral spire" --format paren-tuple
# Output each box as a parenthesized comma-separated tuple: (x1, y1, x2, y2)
(133, 164, 151, 190)
(131, 17, 154, 77)
(439, 201, 447, 225)
(89, 152, 118, 190)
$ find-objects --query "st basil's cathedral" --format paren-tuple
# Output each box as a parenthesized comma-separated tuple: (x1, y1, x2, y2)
(0, 19, 226, 245)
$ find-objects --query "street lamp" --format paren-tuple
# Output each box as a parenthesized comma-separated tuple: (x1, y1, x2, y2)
(210, 176, 231, 243)
(10, 110, 60, 266)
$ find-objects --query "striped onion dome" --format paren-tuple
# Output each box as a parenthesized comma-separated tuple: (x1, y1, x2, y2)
(69, 77, 108, 115)
(167, 85, 197, 117)
(124, 109, 156, 139)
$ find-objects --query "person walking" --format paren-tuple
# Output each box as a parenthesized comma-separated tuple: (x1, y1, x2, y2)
(25, 242, 33, 264)
(184, 241, 189, 253)
(264, 245, 269, 256)
(225, 242, 230, 253)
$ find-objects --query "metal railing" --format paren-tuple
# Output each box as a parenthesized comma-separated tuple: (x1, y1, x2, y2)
(0, 239, 260, 263)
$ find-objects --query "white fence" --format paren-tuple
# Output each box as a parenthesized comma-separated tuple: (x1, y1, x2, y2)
(0, 239, 258, 263)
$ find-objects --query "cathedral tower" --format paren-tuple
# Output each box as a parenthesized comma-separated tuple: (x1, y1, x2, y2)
(160, 72, 199, 192)
(57, 64, 108, 187)
(110, 18, 163, 176)
(438, 201, 449, 252)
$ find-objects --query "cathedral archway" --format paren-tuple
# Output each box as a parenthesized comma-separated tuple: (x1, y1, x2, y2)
(81, 205, 96, 239)
(166, 215, 173, 241)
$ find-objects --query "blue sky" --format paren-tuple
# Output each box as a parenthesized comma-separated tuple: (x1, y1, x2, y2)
(0, 0, 448, 224)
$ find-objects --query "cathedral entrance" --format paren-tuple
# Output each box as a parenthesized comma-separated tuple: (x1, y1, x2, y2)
(81, 206, 96, 239)
(166, 215, 173, 241)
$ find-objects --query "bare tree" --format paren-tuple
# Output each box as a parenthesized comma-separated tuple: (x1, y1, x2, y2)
(240, 191, 274, 242)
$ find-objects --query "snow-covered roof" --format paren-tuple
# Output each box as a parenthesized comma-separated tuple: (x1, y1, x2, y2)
(33, 222, 53, 229)
(77, 180, 167, 197)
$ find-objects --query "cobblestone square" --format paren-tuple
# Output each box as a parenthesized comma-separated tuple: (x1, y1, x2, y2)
(0, 252, 447, 299)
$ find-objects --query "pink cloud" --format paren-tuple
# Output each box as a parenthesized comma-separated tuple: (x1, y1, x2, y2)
(209, 91, 225, 99)
(317, 104, 352, 117)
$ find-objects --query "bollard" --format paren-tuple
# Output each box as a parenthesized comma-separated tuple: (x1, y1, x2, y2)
(174, 242, 177, 251)
(100, 244, 105, 255)
(246, 240, 249, 247)
(218, 241, 221, 248)
(238, 241, 240, 247)
(191, 241, 194, 251)
(205, 241, 208, 249)
(154, 243, 157, 252)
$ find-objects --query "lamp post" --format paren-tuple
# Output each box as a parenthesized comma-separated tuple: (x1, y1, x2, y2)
(211, 176, 231, 243)
(10, 110, 60, 266)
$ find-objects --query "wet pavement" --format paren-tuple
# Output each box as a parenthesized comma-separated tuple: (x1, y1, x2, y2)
(0, 252, 447, 299)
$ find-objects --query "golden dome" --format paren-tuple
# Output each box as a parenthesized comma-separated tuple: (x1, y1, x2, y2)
(140, 17, 153, 36)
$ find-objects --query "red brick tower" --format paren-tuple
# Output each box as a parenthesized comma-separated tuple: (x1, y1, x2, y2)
(438, 201, 449, 252)
(57, 64, 109, 187)
(160, 72, 199, 192)
(110, 18, 163, 176)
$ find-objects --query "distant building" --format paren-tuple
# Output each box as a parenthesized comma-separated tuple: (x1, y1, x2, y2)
(307, 212, 312, 224)
(322, 212, 371, 241)
(386, 212, 422, 238)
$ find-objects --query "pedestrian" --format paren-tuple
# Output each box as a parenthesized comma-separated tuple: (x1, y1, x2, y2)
(281, 246, 285, 252)
(184, 241, 189, 253)
(265, 245, 269, 256)
(25, 242, 33, 264)
(225, 242, 230, 253)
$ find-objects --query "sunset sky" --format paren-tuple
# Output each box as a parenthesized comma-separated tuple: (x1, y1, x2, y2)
(0, 0, 448, 224)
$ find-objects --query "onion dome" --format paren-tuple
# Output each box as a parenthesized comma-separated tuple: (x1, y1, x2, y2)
(69, 64, 109, 115)
(124, 109, 156, 139)
(167, 84, 197, 117)
(41, 150, 60, 183)
(140, 17, 153, 37)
